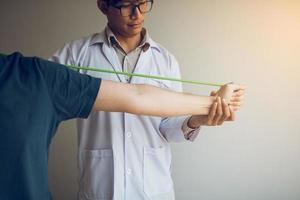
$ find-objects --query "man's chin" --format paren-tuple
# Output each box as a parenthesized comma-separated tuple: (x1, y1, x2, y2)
(126, 28, 143, 36)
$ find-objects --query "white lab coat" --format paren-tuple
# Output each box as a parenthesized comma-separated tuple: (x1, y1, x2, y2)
(50, 30, 199, 200)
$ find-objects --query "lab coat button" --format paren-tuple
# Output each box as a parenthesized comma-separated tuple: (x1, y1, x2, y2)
(126, 131, 132, 138)
(126, 168, 132, 175)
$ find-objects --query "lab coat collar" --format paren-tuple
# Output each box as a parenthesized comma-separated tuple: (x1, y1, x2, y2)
(89, 29, 161, 53)
(88, 28, 161, 83)
(105, 25, 150, 52)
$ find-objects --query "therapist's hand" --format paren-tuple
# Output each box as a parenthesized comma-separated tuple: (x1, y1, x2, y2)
(186, 83, 245, 128)
(187, 96, 235, 127)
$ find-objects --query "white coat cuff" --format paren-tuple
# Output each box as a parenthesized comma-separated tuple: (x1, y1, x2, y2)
(182, 117, 201, 142)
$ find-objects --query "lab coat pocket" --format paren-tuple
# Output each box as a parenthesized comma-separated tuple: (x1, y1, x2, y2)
(143, 147, 173, 197)
(81, 149, 113, 200)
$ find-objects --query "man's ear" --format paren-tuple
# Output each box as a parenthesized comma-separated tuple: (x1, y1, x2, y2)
(97, 0, 109, 15)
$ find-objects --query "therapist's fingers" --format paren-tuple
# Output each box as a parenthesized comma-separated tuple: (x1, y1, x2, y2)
(212, 97, 223, 126)
(218, 99, 230, 125)
(207, 101, 218, 126)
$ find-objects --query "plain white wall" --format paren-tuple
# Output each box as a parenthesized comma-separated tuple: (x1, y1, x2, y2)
(1, 0, 300, 199)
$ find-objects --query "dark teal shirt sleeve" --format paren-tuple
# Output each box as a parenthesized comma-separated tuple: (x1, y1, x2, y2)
(34, 57, 101, 121)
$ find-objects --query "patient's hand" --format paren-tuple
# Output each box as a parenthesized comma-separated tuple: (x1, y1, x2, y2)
(215, 83, 245, 111)
(186, 84, 245, 128)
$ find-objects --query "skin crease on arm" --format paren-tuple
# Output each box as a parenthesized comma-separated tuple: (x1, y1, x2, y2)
(92, 80, 239, 117)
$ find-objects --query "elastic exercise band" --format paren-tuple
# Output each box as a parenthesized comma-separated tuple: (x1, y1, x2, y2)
(0, 53, 223, 87)
(66, 65, 223, 87)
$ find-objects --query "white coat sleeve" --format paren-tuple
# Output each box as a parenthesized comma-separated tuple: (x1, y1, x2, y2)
(49, 43, 77, 67)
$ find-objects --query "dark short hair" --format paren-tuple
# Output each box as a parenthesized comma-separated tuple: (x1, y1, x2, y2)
(102, 0, 122, 6)
(103, 0, 154, 6)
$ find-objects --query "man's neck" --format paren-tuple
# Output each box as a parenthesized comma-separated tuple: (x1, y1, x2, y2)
(117, 34, 142, 54)
(109, 28, 142, 53)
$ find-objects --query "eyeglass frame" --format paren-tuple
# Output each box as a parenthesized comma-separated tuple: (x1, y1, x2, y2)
(110, 0, 154, 17)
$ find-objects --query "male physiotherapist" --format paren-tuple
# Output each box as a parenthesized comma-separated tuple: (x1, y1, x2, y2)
(50, 0, 245, 199)
(0, 52, 243, 200)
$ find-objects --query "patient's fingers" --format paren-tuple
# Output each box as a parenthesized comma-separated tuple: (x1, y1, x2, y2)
(232, 90, 245, 97)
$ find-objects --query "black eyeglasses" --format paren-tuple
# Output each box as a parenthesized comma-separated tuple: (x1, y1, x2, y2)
(112, 0, 153, 17)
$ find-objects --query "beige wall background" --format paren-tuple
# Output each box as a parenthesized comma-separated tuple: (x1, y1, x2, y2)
(1, 0, 300, 199)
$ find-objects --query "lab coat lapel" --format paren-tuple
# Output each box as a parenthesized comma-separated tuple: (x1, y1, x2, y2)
(101, 42, 127, 83)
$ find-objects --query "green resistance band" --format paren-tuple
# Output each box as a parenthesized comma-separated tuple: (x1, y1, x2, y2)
(0, 53, 223, 87)
(66, 65, 223, 87)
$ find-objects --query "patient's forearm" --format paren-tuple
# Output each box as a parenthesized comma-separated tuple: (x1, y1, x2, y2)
(94, 80, 217, 117)
(128, 84, 215, 116)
